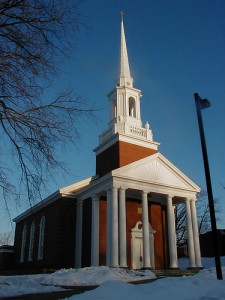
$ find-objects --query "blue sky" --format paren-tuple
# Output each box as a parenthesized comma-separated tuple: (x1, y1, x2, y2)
(1, 0, 225, 234)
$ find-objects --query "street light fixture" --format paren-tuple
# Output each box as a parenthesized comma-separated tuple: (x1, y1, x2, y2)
(194, 92, 223, 280)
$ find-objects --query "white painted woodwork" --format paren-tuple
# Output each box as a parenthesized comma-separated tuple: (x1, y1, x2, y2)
(142, 191, 151, 268)
(119, 187, 127, 267)
(185, 198, 196, 267)
(190, 199, 202, 267)
(131, 221, 155, 269)
(111, 187, 119, 267)
(166, 195, 178, 268)
(106, 189, 111, 267)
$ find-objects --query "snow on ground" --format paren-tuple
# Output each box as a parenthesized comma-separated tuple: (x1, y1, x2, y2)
(66, 276, 225, 300)
(37, 266, 156, 286)
(0, 257, 224, 299)
(0, 267, 155, 298)
(0, 273, 65, 298)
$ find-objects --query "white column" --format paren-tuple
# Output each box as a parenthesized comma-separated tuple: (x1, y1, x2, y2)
(142, 191, 151, 268)
(185, 198, 196, 268)
(111, 187, 119, 267)
(119, 187, 127, 267)
(91, 195, 99, 266)
(75, 200, 83, 268)
(190, 199, 202, 267)
(166, 195, 178, 268)
(106, 189, 111, 267)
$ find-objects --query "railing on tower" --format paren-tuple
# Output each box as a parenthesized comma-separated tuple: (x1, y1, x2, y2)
(99, 122, 153, 144)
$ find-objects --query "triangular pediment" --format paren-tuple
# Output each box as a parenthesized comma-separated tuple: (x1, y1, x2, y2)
(112, 153, 200, 192)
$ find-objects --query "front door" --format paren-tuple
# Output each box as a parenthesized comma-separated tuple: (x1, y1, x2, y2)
(131, 221, 155, 269)
(132, 235, 143, 269)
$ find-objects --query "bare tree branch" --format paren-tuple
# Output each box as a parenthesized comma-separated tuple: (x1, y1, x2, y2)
(175, 189, 221, 252)
(0, 0, 96, 210)
(0, 231, 14, 246)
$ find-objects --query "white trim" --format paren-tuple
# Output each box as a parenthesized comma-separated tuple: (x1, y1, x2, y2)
(59, 176, 97, 194)
(28, 221, 35, 261)
(13, 177, 96, 223)
(13, 152, 200, 226)
(131, 221, 155, 269)
(119, 187, 127, 267)
(112, 152, 200, 192)
(61, 151, 200, 201)
(20, 225, 27, 263)
(38, 216, 45, 260)
(118, 134, 159, 149)
(94, 133, 159, 156)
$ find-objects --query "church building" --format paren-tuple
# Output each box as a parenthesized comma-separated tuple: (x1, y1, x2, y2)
(12, 16, 202, 272)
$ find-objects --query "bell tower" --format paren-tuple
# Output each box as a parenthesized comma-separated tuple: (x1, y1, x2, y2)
(94, 13, 159, 176)
(109, 12, 141, 129)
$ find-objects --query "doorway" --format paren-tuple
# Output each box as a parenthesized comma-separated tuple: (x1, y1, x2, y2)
(131, 221, 155, 269)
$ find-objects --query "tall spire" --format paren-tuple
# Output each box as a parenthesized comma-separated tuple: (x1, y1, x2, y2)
(118, 12, 133, 87)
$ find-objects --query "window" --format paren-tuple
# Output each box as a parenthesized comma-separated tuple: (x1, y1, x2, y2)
(129, 97, 136, 117)
(20, 225, 27, 262)
(28, 221, 35, 261)
(38, 216, 45, 260)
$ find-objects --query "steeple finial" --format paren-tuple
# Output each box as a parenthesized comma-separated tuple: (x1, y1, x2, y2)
(120, 11, 124, 21)
(118, 12, 133, 87)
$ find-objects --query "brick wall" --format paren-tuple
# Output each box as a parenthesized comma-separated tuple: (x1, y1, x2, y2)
(149, 203, 169, 269)
(14, 197, 76, 271)
(98, 198, 168, 269)
(96, 141, 157, 176)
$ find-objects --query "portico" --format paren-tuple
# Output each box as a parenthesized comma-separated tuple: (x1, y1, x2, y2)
(73, 152, 202, 270)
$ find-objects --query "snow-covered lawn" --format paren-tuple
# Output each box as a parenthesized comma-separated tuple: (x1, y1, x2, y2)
(0, 257, 224, 299)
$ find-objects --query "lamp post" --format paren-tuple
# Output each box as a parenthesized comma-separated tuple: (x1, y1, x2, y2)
(194, 92, 223, 280)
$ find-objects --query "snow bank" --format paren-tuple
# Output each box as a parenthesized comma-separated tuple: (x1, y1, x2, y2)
(67, 277, 225, 300)
(0, 266, 155, 298)
(0, 257, 224, 299)
(36, 266, 156, 286)
(0, 274, 64, 298)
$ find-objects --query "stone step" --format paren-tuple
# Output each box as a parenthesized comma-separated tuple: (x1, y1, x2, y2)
(152, 269, 200, 277)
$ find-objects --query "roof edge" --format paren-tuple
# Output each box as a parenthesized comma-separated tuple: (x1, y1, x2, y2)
(13, 176, 97, 223)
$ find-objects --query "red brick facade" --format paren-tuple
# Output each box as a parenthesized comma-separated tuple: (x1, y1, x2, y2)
(98, 197, 169, 269)
(96, 141, 157, 176)
(149, 203, 169, 269)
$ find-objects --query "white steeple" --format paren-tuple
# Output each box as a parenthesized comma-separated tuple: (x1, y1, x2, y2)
(118, 12, 133, 88)
(95, 13, 159, 155)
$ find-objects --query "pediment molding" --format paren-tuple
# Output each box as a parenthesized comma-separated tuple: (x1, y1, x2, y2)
(112, 153, 200, 192)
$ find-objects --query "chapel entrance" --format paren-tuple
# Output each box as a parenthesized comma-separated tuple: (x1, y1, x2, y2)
(131, 221, 155, 269)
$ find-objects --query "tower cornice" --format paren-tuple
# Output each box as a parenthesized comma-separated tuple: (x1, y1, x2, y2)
(107, 86, 142, 98)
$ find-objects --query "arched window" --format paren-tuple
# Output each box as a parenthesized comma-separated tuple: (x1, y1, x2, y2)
(20, 225, 27, 262)
(38, 216, 45, 260)
(28, 221, 35, 261)
(129, 97, 136, 117)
